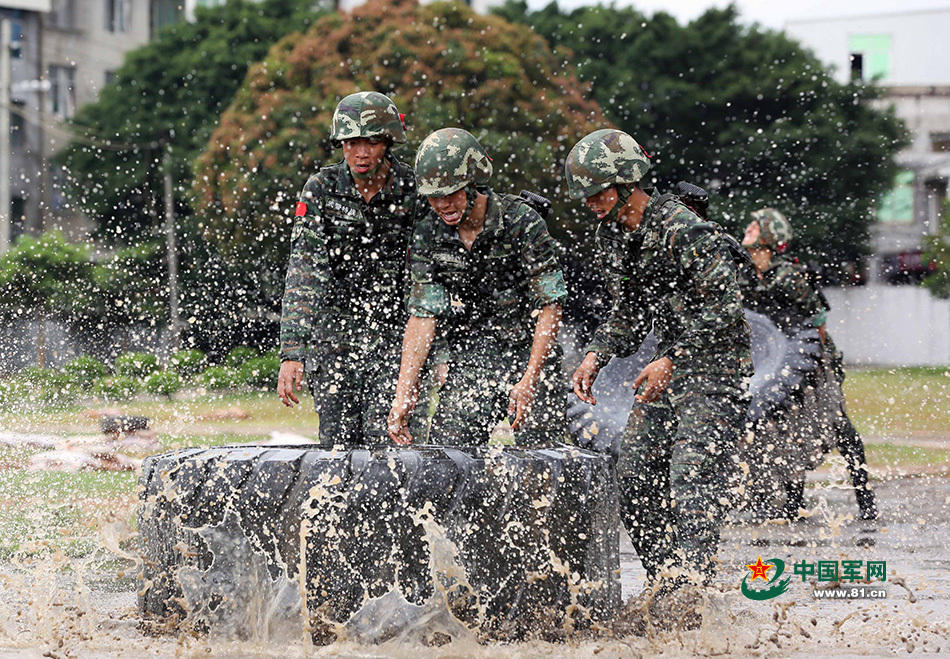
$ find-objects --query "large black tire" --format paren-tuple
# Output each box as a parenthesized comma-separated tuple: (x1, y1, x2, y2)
(138, 445, 620, 640)
(567, 309, 822, 457)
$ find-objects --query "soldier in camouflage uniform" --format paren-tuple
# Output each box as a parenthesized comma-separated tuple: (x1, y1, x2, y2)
(741, 209, 877, 520)
(387, 128, 568, 446)
(278, 91, 420, 445)
(567, 129, 752, 593)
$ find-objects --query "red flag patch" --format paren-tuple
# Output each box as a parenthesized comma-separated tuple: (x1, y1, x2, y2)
(295, 201, 307, 217)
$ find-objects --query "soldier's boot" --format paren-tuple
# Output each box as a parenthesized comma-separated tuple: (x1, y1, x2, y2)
(647, 580, 704, 632)
(783, 478, 805, 520)
(837, 423, 877, 520)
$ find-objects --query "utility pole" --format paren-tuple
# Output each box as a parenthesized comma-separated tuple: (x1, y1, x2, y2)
(163, 148, 180, 354)
(1, 19, 11, 253)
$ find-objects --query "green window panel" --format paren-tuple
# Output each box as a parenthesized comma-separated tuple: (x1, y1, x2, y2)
(877, 170, 914, 224)
(849, 34, 892, 80)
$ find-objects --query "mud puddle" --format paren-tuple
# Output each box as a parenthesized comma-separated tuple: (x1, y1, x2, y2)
(1, 473, 948, 657)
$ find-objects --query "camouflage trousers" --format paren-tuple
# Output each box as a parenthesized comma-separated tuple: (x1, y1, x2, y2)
(307, 336, 419, 446)
(425, 340, 569, 447)
(616, 372, 747, 584)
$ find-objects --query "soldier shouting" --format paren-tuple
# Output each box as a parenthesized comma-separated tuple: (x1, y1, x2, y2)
(387, 128, 568, 447)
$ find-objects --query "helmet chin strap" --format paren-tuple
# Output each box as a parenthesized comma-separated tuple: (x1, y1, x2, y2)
(461, 185, 479, 221)
(599, 184, 633, 229)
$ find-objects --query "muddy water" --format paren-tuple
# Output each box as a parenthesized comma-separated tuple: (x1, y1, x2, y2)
(0, 473, 947, 657)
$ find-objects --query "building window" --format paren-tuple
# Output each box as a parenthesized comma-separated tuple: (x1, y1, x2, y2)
(877, 170, 914, 224)
(105, 70, 116, 86)
(49, 0, 75, 29)
(10, 197, 25, 243)
(105, 0, 132, 33)
(930, 132, 950, 152)
(151, 0, 183, 35)
(848, 34, 892, 81)
(48, 65, 76, 118)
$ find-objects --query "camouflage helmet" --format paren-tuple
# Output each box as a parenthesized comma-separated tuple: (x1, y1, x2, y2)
(329, 91, 406, 145)
(414, 128, 493, 197)
(564, 129, 651, 200)
(751, 208, 793, 252)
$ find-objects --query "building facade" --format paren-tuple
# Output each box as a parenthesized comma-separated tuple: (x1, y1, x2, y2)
(787, 8, 950, 284)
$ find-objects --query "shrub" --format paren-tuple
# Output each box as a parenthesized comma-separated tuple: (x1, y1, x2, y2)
(224, 346, 258, 369)
(200, 366, 239, 391)
(97, 376, 140, 401)
(62, 355, 109, 388)
(145, 370, 182, 397)
(239, 355, 280, 390)
(170, 349, 206, 378)
(115, 351, 160, 380)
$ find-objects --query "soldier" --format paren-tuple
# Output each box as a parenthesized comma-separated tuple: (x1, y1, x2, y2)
(387, 128, 568, 446)
(277, 91, 418, 445)
(566, 129, 751, 605)
(740, 208, 877, 520)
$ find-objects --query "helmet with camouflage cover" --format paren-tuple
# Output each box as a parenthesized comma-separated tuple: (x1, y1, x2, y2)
(329, 91, 406, 145)
(414, 128, 493, 197)
(564, 129, 651, 200)
(751, 208, 793, 252)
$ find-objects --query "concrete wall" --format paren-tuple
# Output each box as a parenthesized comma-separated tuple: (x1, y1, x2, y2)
(785, 8, 950, 86)
(823, 285, 950, 366)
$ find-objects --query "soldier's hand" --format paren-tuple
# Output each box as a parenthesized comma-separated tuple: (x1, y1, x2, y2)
(387, 398, 415, 446)
(277, 360, 305, 407)
(572, 352, 601, 405)
(634, 357, 673, 404)
(507, 376, 536, 430)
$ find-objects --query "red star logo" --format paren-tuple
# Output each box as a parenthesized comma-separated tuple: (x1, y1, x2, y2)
(746, 556, 772, 583)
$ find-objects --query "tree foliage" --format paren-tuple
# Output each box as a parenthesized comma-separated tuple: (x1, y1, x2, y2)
(922, 201, 950, 299)
(494, 1, 908, 272)
(190, 0, 605, 323)
(57, 0, 324, 245)
(0, 232, 97, 366)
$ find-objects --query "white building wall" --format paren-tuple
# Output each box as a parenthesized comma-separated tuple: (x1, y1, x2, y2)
(785, 8, 950, 86)
(824, 285, 950, 366)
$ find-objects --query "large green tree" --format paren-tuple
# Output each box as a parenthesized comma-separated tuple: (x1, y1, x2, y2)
(57, 0, 325, 244)
(495, 1, 908, 274)
(189, 0, 605, 331)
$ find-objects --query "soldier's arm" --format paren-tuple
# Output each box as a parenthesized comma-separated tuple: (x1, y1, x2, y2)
(667, 220, 745, 361)
(279, 175, 330, 364)
(509, 208, 568, 426)
(388, 212, 447, 443)
(784, 265, 828, 329)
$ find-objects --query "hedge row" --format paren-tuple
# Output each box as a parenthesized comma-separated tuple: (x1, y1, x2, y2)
(0, 346, 280, 408)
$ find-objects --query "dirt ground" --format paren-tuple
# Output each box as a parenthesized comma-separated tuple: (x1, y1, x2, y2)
(0, 465, 946, 657)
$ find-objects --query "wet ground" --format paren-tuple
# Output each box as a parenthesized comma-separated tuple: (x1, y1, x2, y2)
(0, 465, 946, 657)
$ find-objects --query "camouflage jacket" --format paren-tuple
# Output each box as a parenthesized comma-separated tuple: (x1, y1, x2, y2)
(279, 155, 418, 363)
(586, 190, 752, 376)
(408, 191, 567, 350)
(738, 257, 828, 335)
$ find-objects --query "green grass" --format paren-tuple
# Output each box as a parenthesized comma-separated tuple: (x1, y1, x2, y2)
(843, 367, 950, 437)
(863, 442, 950, 469)
(0, 467, 138, 558)
(0, 390, 318, 439)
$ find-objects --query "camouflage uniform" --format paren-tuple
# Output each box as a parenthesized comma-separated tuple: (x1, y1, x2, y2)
(279, 92, 418, 446)
(741, 210, 876, 519)
(409, 128, 569, 446)
(566, 129, 751, 583)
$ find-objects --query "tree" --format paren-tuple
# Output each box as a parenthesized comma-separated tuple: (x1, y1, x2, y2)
(494, 1, 909, 275)
(189, 0, 605, 333)
(57, 0, 326, 245)
(0, 232, 97, 367)
(922, 201, 950, 299)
